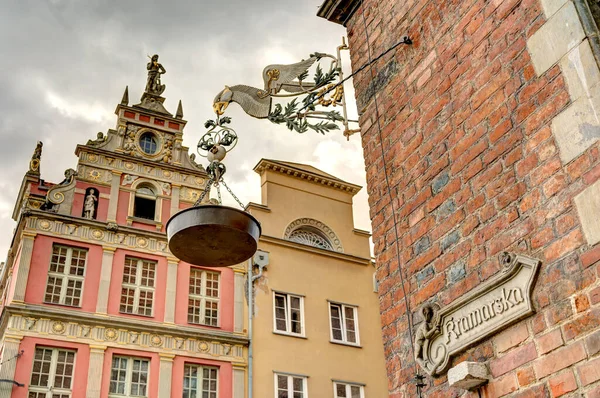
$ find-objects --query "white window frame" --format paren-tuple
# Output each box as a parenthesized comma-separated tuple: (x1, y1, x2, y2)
(120, 256, 156, 317)
(188, 268, 220, 327)
(44, 244, 87, 307)
(333, 381, 365, 398)
(328, 301, 360, 346)
(29, 347, 76, 398)
(108, 355, 150, 398)
(183, 363, 219, 398)
(274, 373, 308, 398)
(128, 180, 162, 223)
(272, 291, 305, 337)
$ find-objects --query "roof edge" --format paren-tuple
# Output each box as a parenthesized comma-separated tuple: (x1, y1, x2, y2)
(253, 158, 362, 195)
(317, 0, 361, 27)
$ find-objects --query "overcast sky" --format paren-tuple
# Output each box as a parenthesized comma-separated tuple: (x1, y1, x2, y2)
(0, 0, 370, 257)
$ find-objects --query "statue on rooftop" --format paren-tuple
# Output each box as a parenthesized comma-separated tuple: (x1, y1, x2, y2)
(146, 54, 166, 96)
(29, 141, 43, 175)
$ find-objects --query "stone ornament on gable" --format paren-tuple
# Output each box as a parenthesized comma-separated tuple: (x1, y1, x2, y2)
(122, 174, 138, 186)
(284, 217, 343, 252)
(414, 252, 541, 376)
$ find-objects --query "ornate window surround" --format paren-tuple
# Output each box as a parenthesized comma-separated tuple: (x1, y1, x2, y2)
(127, 178, 164, 224)
(283, 218, 343, 252)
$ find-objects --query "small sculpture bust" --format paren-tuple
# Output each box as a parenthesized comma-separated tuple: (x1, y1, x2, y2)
(415, 303, 441, 374)
(145, 54, 166, 95)
(83, 189, 98, 219)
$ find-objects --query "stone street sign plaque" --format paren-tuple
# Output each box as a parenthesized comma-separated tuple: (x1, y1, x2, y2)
(415, 252, 541, 376)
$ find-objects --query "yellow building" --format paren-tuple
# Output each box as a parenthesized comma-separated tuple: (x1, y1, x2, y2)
(246, 159, 388, 398)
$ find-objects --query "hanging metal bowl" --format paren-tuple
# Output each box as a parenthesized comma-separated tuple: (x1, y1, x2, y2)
(166, 205, 261, 267)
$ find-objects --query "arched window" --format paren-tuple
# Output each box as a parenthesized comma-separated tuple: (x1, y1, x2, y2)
(288, 227, 334, 250)
(133, 185, 156, 220)
(283, 218, 344, 252)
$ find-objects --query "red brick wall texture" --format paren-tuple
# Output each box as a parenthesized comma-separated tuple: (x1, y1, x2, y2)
(344, 0, 600, 396)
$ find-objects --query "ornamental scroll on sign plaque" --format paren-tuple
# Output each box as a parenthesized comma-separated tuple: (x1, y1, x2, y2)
(415, 252, 541, 376)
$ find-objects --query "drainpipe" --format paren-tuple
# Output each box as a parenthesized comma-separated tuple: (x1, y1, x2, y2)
(574, 0, 600, 68)
(247, 250, 269, 398)
(247, 258, 254, 398)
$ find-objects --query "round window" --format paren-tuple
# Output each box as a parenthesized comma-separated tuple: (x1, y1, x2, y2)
(139, 132, 158, 155)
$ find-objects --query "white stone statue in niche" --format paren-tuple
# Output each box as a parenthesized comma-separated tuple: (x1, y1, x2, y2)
(83, 189, 98, 219)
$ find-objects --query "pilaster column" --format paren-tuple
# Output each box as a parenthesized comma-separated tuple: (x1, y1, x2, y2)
(234, 270, 245, 333)
(170, 184, 181, 217)
(107, 171, 122, 222)
(158, 353, 175, 398)
(232, 363, 246, 398)
(0, 335, 23, 398)
(164, 258, 178, 324)
(12, 233, 36, 303)
(96, 247, 116, 314)
(85, 345, 106, 398)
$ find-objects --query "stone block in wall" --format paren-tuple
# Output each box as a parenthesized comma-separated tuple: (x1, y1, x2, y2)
(574, 179, 600, 245)
(448, 362, 489, 390)
(541, 0, 568, 18)
(527, 2, 585, 76)
(560, 40, 600, 102)
(552, 89, 600, 164)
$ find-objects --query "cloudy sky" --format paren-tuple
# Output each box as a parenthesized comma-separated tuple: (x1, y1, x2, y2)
(0, 0, 370, 256)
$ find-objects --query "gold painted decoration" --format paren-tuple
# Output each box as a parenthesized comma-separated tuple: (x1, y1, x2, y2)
(105, 328, 118, 341)
(91, 229, 105, 240)
(150, 335, 163, 347)
(88, 169, 102, 181)
(52, 322, 66, 334)
(198, 341, 210, 353)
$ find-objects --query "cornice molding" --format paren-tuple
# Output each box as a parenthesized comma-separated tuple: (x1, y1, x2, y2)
(76, 146, 207, 181)
(259, 234, 370, 265)
(253, 159, 361, 195)
(2, 305, 248, 363)
(23, 210, 170, 255)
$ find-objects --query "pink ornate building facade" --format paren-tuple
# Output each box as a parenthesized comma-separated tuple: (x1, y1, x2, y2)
(0, 81, 248, 397)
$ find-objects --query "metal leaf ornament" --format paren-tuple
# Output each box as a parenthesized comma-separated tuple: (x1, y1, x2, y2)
(212, 52, 347, 134)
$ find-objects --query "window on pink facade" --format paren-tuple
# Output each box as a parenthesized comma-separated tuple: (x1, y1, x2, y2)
(188, 268, 220, 326)
(44, 245, 87, 307)
(29, 347, 75, 398)
(120, 256, 156, 317)
(109, 356, 149, 397)
(183, 364, 218, 398)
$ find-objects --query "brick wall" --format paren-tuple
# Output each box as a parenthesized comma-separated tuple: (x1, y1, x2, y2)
(343, 0, 600, 396)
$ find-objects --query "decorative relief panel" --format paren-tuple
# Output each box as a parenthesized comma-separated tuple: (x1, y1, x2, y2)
(77, 165, 113, 185)
(26, 216, 169, 254)
(8, 314, 245, 361)
(78, 151, 206, 189)
(180, 186, 202, 203)
(415, 253, 541, 376)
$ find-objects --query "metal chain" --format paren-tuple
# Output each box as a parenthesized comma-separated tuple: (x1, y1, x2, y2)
(216, 183, 222, 205)
(221, 179, 246, 209)
(194, 176, 215, 206)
